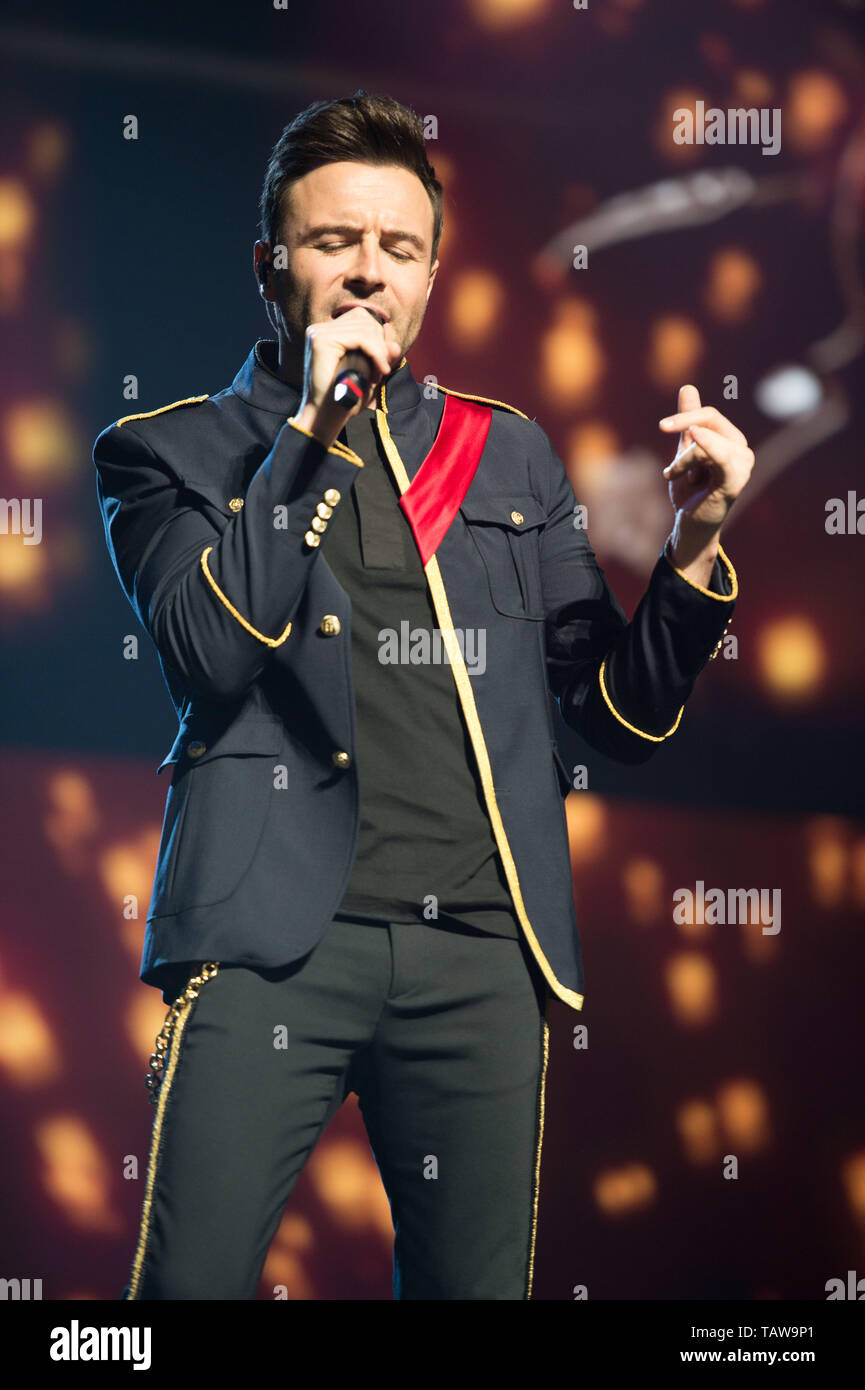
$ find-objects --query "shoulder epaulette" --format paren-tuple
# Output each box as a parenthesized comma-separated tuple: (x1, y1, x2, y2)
(116, 395, 210, 428)
(438, 384, 528, 420)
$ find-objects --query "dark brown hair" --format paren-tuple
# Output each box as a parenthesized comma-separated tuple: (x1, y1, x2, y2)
(259, 91, 443, 265)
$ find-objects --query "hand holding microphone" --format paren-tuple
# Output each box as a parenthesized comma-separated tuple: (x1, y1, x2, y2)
(294, 305, 402, 450)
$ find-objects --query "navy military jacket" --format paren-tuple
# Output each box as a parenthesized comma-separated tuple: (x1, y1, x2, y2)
(92, 341, 737, 1012)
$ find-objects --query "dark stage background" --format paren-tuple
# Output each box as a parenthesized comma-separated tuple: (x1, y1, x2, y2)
(0, 0, 863, 1301)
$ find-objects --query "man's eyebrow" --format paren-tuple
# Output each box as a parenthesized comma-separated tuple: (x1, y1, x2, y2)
(303, 223, 426, 251)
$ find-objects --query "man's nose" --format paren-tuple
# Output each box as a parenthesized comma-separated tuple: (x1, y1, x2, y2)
(345, 236, 386, 284)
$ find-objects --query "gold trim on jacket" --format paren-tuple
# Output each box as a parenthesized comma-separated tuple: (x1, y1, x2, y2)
(374, 379, 584, 1014)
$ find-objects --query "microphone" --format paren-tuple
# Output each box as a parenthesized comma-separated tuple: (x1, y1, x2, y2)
(330, 307, 385, 409)
(331, 350, 372, 409)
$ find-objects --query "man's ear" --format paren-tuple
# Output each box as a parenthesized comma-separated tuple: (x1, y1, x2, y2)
(426, 257, 439, 302)
(254, 239, 274, 297)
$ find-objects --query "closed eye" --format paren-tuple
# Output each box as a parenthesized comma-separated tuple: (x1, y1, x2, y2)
(317, 241, 412, 261)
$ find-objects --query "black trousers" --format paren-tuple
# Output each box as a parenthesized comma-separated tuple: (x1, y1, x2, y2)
(123, 913, 551, 1300)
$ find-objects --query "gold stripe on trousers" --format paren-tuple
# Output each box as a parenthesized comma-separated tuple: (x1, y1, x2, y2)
(126, 962, 220, 1299)
(526, 1014, 550, 1300)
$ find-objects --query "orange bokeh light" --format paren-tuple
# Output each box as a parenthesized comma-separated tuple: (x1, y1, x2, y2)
(665, 952, 718, 1025)
(564, 793, 608, 868)
(539, 299, 605, 410)
(594, 1163, 658, 1215)
(703, 246, 762, 323)
(755, 617, 826, 703)
(447, 269, 504, 351)
(676, 1099, 721, 1164)
(35, 1115, 122, 1234)
(467, 0, 551, 32)
(716, 1078, 771, 1152)
(646, 316, 705, 390)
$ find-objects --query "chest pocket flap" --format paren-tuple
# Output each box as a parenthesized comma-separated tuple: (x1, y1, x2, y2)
(459, 491, 546, 619)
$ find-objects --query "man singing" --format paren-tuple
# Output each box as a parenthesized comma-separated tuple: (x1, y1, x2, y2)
(93, 91, 752, 1300)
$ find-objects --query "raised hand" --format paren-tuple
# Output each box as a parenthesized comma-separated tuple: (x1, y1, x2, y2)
(659, 384, 754, 531)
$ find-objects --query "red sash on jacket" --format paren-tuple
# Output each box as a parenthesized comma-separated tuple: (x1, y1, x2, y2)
(397, 393, 492, 566)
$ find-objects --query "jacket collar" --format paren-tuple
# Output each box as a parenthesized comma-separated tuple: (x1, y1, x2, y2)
(179, 339, 424, 511)
(230, 338, 422, 417)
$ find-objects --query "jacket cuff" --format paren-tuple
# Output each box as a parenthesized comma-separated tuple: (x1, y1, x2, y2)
(663, 538, 737, 661)
(287, 416, 364, 468)
(199, 546, 293, 647)
(599, 540, 739, 739)
(663, 538, 738, 601)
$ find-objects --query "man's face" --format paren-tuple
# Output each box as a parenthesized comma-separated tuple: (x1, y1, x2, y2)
(262, 160, 439, 366)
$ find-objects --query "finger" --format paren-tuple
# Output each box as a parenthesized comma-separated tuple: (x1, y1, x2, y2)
(368, 315, 403, 364)
(673, 384, 698, 462)
(662, 436, 700, 474)
(676, 384, 701, 457)
(662, 424, 735, 476)
(659, 406, 747, 446)
(333, 311, 389, 350)
(330, 323, 392, 378)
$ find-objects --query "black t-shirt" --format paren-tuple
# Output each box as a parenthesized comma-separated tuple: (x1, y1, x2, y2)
(326, 407, 520, 939)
